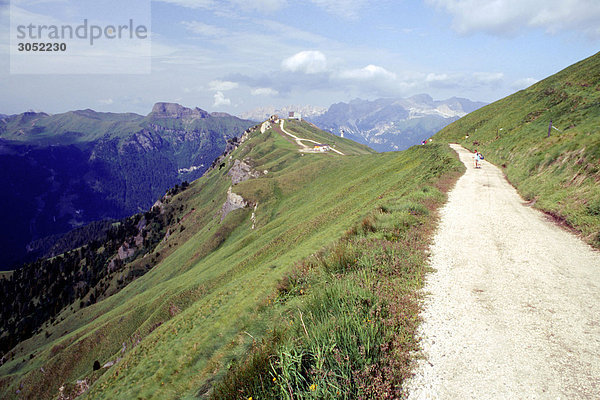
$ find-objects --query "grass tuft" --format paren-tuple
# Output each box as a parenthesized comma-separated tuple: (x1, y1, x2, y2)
(211, 156, 462, 399)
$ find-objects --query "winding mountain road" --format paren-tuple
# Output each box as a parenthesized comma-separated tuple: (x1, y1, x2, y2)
(278, 120, 345, 155)
(407, 144, 600, 399)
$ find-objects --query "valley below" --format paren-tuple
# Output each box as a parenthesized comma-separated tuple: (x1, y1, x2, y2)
(0, 104, 254, 269)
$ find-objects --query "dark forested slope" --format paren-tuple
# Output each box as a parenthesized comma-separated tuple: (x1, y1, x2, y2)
(0, 104, 253, 268)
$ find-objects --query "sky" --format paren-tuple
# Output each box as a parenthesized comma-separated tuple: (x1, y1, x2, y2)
(1, 0, 599, 116)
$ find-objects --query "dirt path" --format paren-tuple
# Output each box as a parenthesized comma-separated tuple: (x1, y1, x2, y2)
(279, 120, 345, 155)
(406, 144, 600, 399)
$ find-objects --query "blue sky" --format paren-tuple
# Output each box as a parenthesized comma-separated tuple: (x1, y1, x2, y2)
(1, 0, 599, 116)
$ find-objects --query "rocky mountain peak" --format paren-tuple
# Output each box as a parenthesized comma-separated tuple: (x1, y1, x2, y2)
(407, 93, 434, 105)
(238, 105, 326, 122)
(150, 102, 210, 119)
(11, 111, 49, 126)
(210, 112, 233, 118)
(310, 94, 486, 152)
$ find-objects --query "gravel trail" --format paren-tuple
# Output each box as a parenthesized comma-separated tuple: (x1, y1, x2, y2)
(406, 144, 600, 399)
(278, 120, 345, 155)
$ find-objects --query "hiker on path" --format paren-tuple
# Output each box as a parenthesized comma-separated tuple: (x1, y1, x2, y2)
(474, 150, 480, 168)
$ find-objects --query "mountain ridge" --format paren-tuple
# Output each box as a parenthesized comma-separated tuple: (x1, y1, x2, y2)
(239, 104, 327, 122)
(0, 118, 463, 399)
(0, 103, 254, 269)
(309, 95, 486, 151)
(1, 51, 599, 400)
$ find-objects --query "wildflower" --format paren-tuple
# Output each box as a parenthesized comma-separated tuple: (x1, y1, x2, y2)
(273, 377, 277, 382)
(248, 397, 253, 400)
(309, 383, 317, 391)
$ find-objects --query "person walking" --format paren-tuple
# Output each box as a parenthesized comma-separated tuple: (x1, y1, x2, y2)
(473, 150, 484, 168)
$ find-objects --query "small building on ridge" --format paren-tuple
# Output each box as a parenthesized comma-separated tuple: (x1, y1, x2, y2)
(288, 111, 302, 121)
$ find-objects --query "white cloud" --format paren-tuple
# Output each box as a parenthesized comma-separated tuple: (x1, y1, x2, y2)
(155, 0, 285, 13)
(257, 20, 327, 45)
(181, 21, 225, 36)
(309, 0, 367, 19)
(6, 0, 70, 5)
(251, 87, 279, 96)
(473, 72, 504, 84)
(153, 0, 216, 9)
(232, 0, 286, 13)
(424, 71, 504, 90)
(338, 64, 397, 81)
(426, 72, 450, 83)
(281, 50, 328, 74)
(99, 98, 114, 105)
(213, 91, 231, 106)
(512, 77, 539, 90)
(427, 0, 600, 37)
(208, 80, 239, 91)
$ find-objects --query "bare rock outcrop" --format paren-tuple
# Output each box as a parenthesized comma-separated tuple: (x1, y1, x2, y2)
(228, 159, 262, 185)
(120, 129, 165, 153)
(149, 102, 210, 119)
(221, 186, 248, 221)
(117, 242, 136, 260)
(251, 203, 258, 230)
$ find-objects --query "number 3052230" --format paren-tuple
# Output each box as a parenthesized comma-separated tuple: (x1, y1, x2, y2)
(17, 43, 67, 51)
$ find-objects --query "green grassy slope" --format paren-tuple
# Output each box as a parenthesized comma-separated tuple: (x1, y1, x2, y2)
(281, 119, 376, 155)
(433, 51, 600, 246)
(0, 123, 462, 399)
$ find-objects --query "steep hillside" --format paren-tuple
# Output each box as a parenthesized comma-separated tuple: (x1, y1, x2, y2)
(433, 51, 600, 247)
(0, 183, 192, 357)
(0, 105, 253, 269)
(0, 120, 463, 399)
(310, 95, 486, 151)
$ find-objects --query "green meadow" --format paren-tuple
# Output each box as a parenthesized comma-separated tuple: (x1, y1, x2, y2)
(0, 121, 462, 399)
(3, 51, 599, 398)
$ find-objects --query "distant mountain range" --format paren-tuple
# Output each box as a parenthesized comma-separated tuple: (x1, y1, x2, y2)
(0, 95, 482, 268)
(3, 51, 600, 400)
(0, 117, 461, 400)
(309, 95, 486, 151)
(0, 103, 254, 269)
(239, 105, 327, 121)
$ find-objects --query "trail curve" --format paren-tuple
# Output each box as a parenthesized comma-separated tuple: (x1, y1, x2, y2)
(406, 144, 600, 399)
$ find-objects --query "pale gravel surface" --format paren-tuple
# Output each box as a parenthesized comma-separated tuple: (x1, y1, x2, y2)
(279, 120, 345, 155)
(406, 144, 600, 399)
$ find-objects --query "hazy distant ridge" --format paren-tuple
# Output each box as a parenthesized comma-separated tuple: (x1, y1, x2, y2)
(310, 94, 486, 151)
